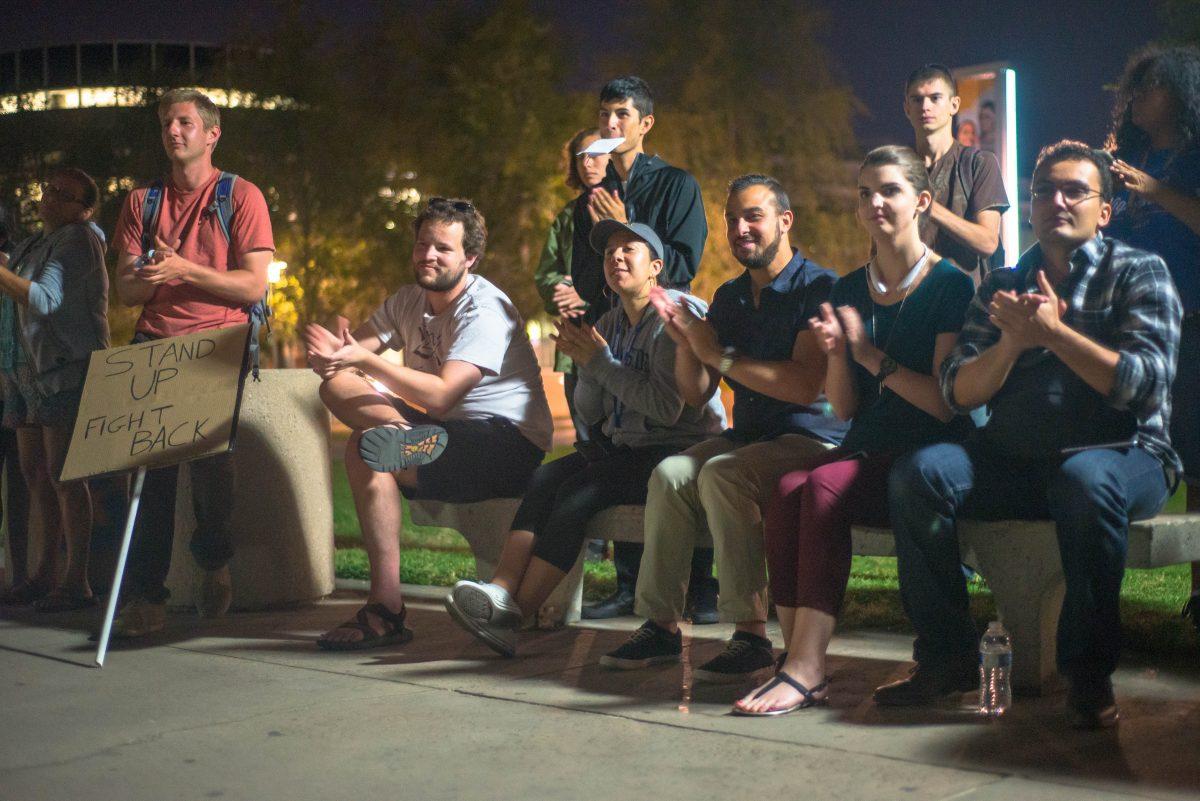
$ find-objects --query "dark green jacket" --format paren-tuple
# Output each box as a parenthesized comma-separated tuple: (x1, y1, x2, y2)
(534, 201, 576, 372)
(600, 153, 707, 288)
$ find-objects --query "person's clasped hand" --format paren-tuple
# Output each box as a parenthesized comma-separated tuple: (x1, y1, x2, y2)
(137, 235, 190, 284)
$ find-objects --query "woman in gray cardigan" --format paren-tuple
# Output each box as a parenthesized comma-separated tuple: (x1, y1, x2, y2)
(445, 220, 726, 657)
(0, 168, 110, 611)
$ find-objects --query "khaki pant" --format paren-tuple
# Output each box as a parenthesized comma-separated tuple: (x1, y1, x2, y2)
(635, 433, 834, 623)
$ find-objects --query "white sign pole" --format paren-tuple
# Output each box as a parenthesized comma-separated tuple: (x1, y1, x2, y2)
(94, 465, 148, 668)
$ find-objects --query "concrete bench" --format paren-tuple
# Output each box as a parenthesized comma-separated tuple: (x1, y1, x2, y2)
(165, 369, 336, 610)
(407, 497, 1200, 694)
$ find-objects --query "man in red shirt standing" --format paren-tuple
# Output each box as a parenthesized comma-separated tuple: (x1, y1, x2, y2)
(110, 88, 275, 637)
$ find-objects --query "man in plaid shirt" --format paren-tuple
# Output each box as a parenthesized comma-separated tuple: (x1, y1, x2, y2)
(878, 141, 1182, 729)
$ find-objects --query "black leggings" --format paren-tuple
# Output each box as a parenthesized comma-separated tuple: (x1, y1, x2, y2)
(516, 446, 677, 573)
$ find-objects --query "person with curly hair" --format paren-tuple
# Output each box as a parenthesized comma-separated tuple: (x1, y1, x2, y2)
(1107, 44, 1200, 635)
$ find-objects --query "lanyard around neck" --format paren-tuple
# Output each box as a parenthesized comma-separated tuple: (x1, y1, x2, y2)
(610, 308, 656, 430)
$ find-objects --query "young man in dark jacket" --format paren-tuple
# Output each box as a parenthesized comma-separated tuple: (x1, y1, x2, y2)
(586, 76, 707, 291)
(581, 75, 715, 619)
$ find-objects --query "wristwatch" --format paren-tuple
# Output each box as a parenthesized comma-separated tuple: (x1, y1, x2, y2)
(876, 355, 899, 382)
(718, 346, 738, 375)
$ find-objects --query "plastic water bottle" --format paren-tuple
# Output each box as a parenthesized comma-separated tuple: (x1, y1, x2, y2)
(978, 621, 1012, 716)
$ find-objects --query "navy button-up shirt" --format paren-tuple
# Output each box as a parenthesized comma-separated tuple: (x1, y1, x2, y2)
(707, 250, 847, 444)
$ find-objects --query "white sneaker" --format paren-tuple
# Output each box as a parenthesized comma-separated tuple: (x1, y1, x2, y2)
(444, 581, 521, 657)
(450, 580, 522, 628)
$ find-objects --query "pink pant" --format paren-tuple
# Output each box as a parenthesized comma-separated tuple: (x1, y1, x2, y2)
(763, 451, 895, 615)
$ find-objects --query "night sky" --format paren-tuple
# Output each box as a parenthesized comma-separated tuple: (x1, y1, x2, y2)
(0, 0, 1170, 178)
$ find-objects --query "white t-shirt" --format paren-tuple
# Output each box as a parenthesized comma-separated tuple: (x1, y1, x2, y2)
(369, 274, 553, 452)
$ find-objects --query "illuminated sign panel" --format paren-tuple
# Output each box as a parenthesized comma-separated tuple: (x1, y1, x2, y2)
(953, 62, 1020, 263)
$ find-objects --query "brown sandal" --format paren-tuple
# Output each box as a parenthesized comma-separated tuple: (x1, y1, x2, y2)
(316, 603, 413, 651)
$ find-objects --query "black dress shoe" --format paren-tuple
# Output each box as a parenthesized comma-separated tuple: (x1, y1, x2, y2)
(873, 659, 978, 707)
(1183, 591, 1200, 637)
(1067, 676, 1120, 729)
(684, 580, 719, 625)
(581, 588, 635, 619)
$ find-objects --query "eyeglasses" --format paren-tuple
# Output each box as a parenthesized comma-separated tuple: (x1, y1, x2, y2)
(427, 197, 475, 213)
(1030, 183, 1104, 207)
(40, 183, 86, 205)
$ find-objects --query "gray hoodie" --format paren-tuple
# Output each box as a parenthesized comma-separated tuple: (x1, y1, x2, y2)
(575, 290, 726, 449)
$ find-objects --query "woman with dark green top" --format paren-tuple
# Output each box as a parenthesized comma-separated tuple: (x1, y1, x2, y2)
(534, 127, 610, 438)
(733, 146, 974, 716)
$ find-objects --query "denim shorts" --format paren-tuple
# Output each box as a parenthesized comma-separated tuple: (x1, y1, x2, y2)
(2, 364, 82, 430)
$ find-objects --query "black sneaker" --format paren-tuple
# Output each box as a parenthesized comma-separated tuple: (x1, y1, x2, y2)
(1183, 591, 1200, 637)
(1067, 676, 1120, 729)
(582, 588, 635, 620)
(693, 630, 775, 684)
(600, 621, 682, 669)
(873, 659, 978, 707)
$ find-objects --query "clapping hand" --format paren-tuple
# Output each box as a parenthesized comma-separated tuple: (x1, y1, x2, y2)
(587, 187, 627, 224)
(809, 303, 847, 357)
(989, 271, 1067, 353)
(552, 281, 585, 317)
(324, 330, 373, 372)
(305, 322, 347, 379)
(554, 316, 608, 365)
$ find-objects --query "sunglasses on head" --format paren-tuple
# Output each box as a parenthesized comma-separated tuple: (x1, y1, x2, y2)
(427, 197, 475, 213)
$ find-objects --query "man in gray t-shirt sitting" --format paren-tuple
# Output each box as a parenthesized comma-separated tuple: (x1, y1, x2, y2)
(304, 197, 552, 651)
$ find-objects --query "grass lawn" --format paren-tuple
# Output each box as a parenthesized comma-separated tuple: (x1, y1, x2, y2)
(332, 451, 1198, 658)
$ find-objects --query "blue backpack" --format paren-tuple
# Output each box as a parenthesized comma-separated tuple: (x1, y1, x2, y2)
(140, 172, 271, 380)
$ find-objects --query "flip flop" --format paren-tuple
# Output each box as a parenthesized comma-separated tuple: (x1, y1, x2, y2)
(32, 591, 99, 613)
(731, 672, 829, 717)
(358, 424, 448, 473)
(317, 603, 413, 651)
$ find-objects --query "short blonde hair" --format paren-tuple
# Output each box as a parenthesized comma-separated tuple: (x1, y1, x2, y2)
(158, 88, 221, 130)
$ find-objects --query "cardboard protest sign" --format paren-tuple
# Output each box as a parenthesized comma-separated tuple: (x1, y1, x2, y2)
(60, 325, 250, 482)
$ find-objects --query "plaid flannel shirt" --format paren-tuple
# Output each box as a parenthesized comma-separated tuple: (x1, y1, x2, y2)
(941, 235, 1183, 474)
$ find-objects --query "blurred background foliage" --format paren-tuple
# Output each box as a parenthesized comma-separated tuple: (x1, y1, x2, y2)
(0, 0, 868, 356)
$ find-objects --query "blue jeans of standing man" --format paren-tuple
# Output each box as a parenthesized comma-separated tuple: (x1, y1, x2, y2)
(888, 440, 1170, 683)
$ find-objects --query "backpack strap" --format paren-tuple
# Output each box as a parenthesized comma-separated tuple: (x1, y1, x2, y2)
(140, 180, 165, 255)
(209, 171, 237, 242)
(207, 172, 272, 381)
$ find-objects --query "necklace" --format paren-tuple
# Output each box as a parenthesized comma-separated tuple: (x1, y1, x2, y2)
(867, 245, 929, 294)
(868, 247, 929, 396)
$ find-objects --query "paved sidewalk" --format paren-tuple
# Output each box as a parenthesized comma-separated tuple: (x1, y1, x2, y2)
(2, 590, 1198, 801)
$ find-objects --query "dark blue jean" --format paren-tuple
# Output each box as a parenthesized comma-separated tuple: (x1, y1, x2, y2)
(888, 440, 1170, 682)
